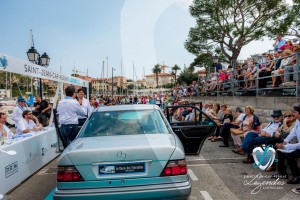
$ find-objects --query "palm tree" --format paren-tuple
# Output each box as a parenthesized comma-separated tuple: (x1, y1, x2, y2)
(152, 64, 161, 88)
(172, 64, 181, 84)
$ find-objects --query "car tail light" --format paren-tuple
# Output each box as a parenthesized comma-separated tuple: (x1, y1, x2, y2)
(161, 159, 187, 176)
(57, 166, 84, 182)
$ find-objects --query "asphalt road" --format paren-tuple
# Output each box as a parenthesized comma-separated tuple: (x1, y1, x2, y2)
(3, 138, 300, 200)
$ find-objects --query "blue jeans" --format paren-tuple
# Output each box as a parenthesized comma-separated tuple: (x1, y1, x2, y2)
(241, 131, 273, 157)
(60, 124, 78, 147)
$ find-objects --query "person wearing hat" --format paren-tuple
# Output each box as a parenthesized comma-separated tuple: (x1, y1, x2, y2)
(272, 103, 300, 184)
(233, 110, 282, 163)
(11, 96, 32, 128)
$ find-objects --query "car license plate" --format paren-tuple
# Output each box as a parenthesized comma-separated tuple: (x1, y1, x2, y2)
(99, 162, 145, 175)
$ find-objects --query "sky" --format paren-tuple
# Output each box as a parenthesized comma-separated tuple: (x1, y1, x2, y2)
(0, 0, 287, 80)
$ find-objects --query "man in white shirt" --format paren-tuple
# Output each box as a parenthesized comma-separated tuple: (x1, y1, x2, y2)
(77, 88, 93, 126)
(0, 112, 14, 143)
(273, 103, 300, 184)
(11, 97, 31, 127)
(57, 86, 86, 147)
(15, 110, 42, 135)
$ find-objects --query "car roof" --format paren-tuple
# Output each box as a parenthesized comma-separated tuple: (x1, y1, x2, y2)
(95, 104, 160, 112)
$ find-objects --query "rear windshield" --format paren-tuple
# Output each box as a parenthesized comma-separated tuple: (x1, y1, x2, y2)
(79, 110, 169, 137)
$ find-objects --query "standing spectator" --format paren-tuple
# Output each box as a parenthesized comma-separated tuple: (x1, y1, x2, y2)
(77, 88, 93, 126)
(11, 97, 31, 128)
(35, 96, 51, 127)
(15, 110, 43, 135)
(215, 60, 223, 72)
(273, 34, 286, 52)
(57, 85, 86, 147)
(272, 103, 300, 184)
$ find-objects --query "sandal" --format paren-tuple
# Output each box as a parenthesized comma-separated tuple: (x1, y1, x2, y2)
(292, 187, 300, 195)
(211, 137, 223, 142)
(207, 136, 214, 140)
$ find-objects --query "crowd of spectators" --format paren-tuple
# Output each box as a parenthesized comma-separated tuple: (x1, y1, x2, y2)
(199, 101, 300, 194)
(198, 34, 300, 93)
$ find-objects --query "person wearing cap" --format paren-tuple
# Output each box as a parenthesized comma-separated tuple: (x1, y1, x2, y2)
(11, 96, 31, 127)
(77, 88, 93, 126)
(57, 86, 86, 147)
(219, 107, 246, 147)
(272, 103, 300, 184)
(233, 110, 282, 163)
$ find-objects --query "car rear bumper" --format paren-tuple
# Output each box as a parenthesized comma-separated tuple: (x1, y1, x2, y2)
(53, 180, 191, 200)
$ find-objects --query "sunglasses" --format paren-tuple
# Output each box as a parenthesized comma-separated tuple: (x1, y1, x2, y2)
(284, 115, 292, 118)
(272, 115, 281, 118)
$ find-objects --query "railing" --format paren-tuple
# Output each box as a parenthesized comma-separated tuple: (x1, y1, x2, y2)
(200, 53, 300, 97)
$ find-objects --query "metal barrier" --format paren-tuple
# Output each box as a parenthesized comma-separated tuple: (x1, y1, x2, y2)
(201, 53, 300, 97)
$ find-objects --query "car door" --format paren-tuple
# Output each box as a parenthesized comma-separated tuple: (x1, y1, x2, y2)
(166, 104, 217, 155)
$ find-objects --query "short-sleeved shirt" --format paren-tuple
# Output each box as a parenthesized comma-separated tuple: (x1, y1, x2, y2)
(236, 113, 246, 127)
(15, 119, 37, 135)
(36, 100, 49, 113)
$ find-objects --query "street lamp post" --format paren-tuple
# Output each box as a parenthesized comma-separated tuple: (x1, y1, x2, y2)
(27, 47, 50, 100)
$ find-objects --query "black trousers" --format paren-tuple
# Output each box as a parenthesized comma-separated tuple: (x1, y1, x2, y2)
(259, 70, 271, 88)
(219, 123, 239, 146)
(277, 149, 300, 177)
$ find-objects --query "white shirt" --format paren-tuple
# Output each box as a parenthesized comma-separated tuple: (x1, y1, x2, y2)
(15, 118, 37, 135)
(236, 113, 246, 127)
(262, 121, 282, 137)
(0, 124, 14, 139)
(11, 104, 31, 125)
(78, 98, 93, 119)
(57, 97, 86, 125)
(283, 119, 300, 152)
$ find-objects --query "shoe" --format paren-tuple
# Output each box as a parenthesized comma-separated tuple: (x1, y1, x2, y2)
(219, 144, 229, 147)
(242, 157, 254, 164)
(232, 147, 245, 155)
(285, 81, 296, 87)
(292, 187, 300, 195)
(270, 173, 288, 179)
(207, 136, 214, 140)
(287, 177, 300, 184)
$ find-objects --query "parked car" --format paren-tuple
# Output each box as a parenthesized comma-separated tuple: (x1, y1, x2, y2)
(54, 105, 191, 200)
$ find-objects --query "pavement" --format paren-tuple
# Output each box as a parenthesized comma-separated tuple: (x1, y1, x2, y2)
(3, 138, 300, 200)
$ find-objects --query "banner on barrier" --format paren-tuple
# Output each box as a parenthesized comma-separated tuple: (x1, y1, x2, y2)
(0, 53, 88, 87)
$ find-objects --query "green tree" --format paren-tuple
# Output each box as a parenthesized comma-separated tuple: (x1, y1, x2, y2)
(171, 65, 181, 84)
(152, 64, 161, 88)
(177, 67, 198, 85)
(127, 84, 134, 90)
(185, 0, 297, 62)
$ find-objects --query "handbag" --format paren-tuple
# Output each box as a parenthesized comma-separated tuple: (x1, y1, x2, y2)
(230, 128, 245, 135)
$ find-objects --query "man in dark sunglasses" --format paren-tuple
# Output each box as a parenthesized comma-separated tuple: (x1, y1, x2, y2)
(273, 103, 300, 184)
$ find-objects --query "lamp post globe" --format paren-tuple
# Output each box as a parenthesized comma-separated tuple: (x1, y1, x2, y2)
(27, 46, 39, 63)
(213, 54, 219, 63)
(40, 52, 50, 67)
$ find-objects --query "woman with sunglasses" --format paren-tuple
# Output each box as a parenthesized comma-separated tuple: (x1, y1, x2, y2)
(274, 111, 296, 142)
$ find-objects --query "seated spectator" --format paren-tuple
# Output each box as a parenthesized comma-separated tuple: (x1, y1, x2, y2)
(281, 44, 300, 87)
(0, 112, 14, 142)
(259, 53, 274, 88)
(272, 103, 300, 184)
(207, 73, 217, 91)
(219, 107, 246, 147)
(272, 49, 293, 86)
(15, 110, 43, 135)
(231, 105, 260, 149)
(218, 69, 230, 91)
(244, 60, 258, 89)
(211, 108, 233, 143)
(233, 110, 282, 163)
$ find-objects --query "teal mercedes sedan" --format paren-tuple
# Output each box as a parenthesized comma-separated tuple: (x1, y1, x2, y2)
(53, 105, 191, 200)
